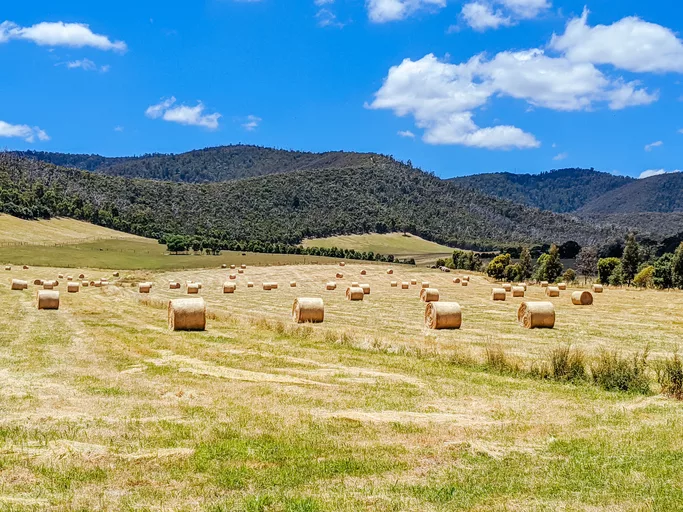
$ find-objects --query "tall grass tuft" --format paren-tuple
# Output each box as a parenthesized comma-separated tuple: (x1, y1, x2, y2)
(590, 346, 651, 394)
(655, 352, 683, 400)
(484, 344, 521, 375)
(549, 345, 587, 383)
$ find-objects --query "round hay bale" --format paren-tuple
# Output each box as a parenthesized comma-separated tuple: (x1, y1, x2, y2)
(387, 269, 394, 275)
(67, 282, 80, 293)
(292, 297, 324, 324)
(139, 282, 152, 293)
(592, 284, 604, 293)
(339, 262, 345, 267)
(290, 281, 297, 288)
(351, 281, 359, 287)
(58, 274, 64, 279)
(336, 273, 344, 279)
(168, 298, 206, 331)
(229, 274, 237, 280)
(491, 288, 506, 301)
(270, 282, 279, 290)
(4, 266, 10, 271)
(390, 281, 398, 287)
(223, 282, 236, 294)
(187, 283, 200, 294)
(425, 302, 461, 330)
(410, 279, 417, 286)
(22, 265, 29, 270)
(82, 281, 89, 287)
(221, 264, 227, 269)
(463, 276, 470, 282)
(241, 264, 247, 270)
(263, 283, 272, 291)
(558, 282, 567, 290)
(230, 264, 236, 270)
(113, 272, 120, 277)
(540, 281, 549, 288)
(546, 286, 560, 298)
(89, 281, 96, 287)
(518, 283, 528, 291)
(421, 282, 430, 289)
(78, 274, 85, 279)
(401, 282, 409, 289)
(461, 281, 469, 287)
(11, 279, 28, 291)
(37, 290, 59, 310)
(43, 280, 57, 290)
(512, 286, 525, 298)
(572, 291, 593, 306)
(502, 283, 512, 292)
(67, 276, 73, 281)
(518, 301, 555, 329)
(452, 277, 461, 284)
(360, 283, 370, 295)
(33, 279, 43, 286)
(247, 282, 254, 288)
(420, 288, 439, 302)
(346, 287, 364, 301)
(360, 270, 367, 275)
(325, 282, 336, 291)
(169, 282, 181, 289)
(238, 269, 244, 274)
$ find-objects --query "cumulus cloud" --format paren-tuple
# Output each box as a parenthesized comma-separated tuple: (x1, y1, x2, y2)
(0, 120, 49, 143)
(0, 20, 126, 52)
(550, 8, 683, 73)
(460, 0, 549, 31)
(553, 152, 568, 161)
(644, 140, 663, 151)
(145, 97, 221, 129)
(366, 0, 446, 23)
(639, 169, 681, 179)
(242, 115, 262, 131)
(461, 2, 511, 31)
(398, 130, 415, 138)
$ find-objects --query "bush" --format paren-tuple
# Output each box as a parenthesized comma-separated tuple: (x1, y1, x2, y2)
(608, 263, 625, 286)
(549, 345, 587, 383)
(484, 344, 520, 374)
(486, 254, 511, 280)
(633, 266, 655, 288)
(562, 269, 577, 284)
(597, 257, 621, 284)
(590, 347, 650, 394)
(655, 352, 683, 400)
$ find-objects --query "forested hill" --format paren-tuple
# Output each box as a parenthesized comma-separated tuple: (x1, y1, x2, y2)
(451, 168, 633, 213)
(0, 153, 615, 248)
(14, 146, 390, 183)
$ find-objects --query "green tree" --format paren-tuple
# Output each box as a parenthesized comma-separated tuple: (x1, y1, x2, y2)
(486, 254, 511, 280)
(653, 253, 674, 289)
(673, 243, 683, 288)
(633, 266, 654, 288)
(517, 247, 533, 281)
(562, 268, 576, 283)
(537, 244, 563, 282)
(621, 233, 641, 285)
(609, 263, 625, 286)
(597, 257, 621, 284)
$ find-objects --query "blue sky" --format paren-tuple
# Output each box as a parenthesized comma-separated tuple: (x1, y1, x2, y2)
(1, 0, 682, 179)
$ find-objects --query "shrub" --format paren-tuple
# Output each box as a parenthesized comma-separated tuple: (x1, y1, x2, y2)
(597, 257, 621, 284)
(549, 345, 587, 383)
(486, 254, 511, 280)
(655, 352, 683, 400)
(562, 269, 577, 284)
(590, 347, 650, 394)
(633, 266, 655, 288)
(608, 263, 625, 286)
(484, 344, 520, 374)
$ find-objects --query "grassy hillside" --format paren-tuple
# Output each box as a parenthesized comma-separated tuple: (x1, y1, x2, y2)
(0, 154, 617, 249)
(1, 263, 683, 509)
(452, 168, 633, 213)
(16, 145, 387, 183)
(303, 233, 455, 265)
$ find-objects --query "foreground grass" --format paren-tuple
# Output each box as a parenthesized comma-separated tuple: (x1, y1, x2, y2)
(1, 265, 683, 510)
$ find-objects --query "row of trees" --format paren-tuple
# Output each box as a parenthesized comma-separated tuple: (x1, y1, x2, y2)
(485, 245, 567, 283)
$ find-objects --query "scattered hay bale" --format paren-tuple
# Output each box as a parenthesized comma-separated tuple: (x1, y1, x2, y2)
(22, 265, 29, 270)
(518, 301, 555, 329)
(67, 282, 80, 293)
(401, 282, 409, 289)
(11, 279, 28, 290)
(93, 281, 102, 288)
(33, 279, 43, 286)
(512, 286, 525, 297)
(223, 282, 236, 294)
(453, 277, 461, 284)
(518, 283, 527, 291)
(230, 264, 236, 269)
(43, 280, 57, 290)
(241, 264, 247, 270)
(221, 264, 227, 269)
(168, 298, 206, 331)
(263, 283, 272, 291)
(540, 281, 549, 288)
(292, 298, 324, 324)
(491, 288, 506, 301)
(390, 281, 398, 287)
(339, 262, 345, 267)
(336, 272, 344, 279)
(425, 302, 461, 330)
(247, 282, 254, 288)
(229, 274, 237, 280)
(113, 272, 120, 277)
(67, 276, 73, 281)
(572, 291, 593, 305)
(169, 282, 181, 289)
(558, 282, 567, 290)
(290, 281, 297, 288)
(346, 287, 364, 301)
(421, 282, 430, 289)
(360, 270, 367, 275)
(462, 281, 469, 287)
(546, 286, 560, 297)
(82, 281, 89, 287)
(351, 281, 359, 287)
(238, 269, 244, 274)
(463, 276, 470, 282)
(89, 281, 96, 287)
(270, 282, 279, 290)
(325, 282, 336, 291)
(592, 284, 604, 293)
(360, 283, 370, 295)
(58, 274, 64, 279)
(37, 290, 59, 310)
(410, 279, 417, 286)
(4, 266, 10, 271)
(139, 282, 152, 293)
(78, 274, 85, 279)
(420, 288, 439, 302)
(187, 283, 200, 294)
(386, 269, 394, 275)
(502, 283, 512, 292)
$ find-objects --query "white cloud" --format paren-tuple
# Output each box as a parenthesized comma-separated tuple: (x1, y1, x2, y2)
(0, 21, 126, 52)
(550, 8, 683, 73)
(398, 130, 415, 138)
(366, 0, 446, 23)
(66, 58, 97, 71)
(145, 97, 221, 129)
(242, 115, 262, 131)
(500, 0, 549, 19)
(644, 140, 663, 151)
(0, 120, 49, 143)
(553, 152, 568, 161)
(316, 9, 344, 28)
(114, 126, 124, 132)
(461, 2, 511, 31)
(639, 169, 681, 179)
(314, 0, 335, 4)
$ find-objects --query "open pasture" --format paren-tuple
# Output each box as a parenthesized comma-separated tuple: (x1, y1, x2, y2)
(1, 263, 683, 510)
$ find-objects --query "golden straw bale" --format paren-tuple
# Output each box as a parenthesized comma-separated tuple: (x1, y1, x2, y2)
(339, 262, 345, 267)
(113, 272, 120, 277)
(67, 276, 73, 281)
(168, 298, 206, 331)
(336, 273, 344, 279)
(491, 288, 506, 301)
(540, 281, 549, 288)
(139, 282, 152, 293)
(512, 286, 525, 297)
(453, 277, 461, 284)
(4, 266, 10, 271)
(238, 269, 244, 274)
(346, 287, 364, 301)
(263, 283, 272, 291)
(290, 281, 297, 287)
(292, 298, 324, 324)
(82, 281, 89, 287)
(325, 282, 336, 290)
(221, 264, 227, 269)
(420, 288, 439, 302)
(558, 283, 567, 290)
(546, 286, 560, 297)
(572, 291, 593, 305)
(169, 282, 181, 289)
(270, 282, 278, 289)
(241, 264, 247, 269)
(247, 282, 254, 288)
(187, 283, 200, 294)
(360, 283, 370, 295)
(223, 282, 236, 294)
(518, 301, 555, 329)
(43, 280, 57, 290)
(421, 282, 430, 289)
(401, 282, 409, 289)
(360, 270, 367, 275)
(390, 281, 398, 287)
(11, 279, 28, 290)
(67, 282, 80, 293)
(462, 281, 469, 287)
(518, 283, 527, 291)
(229, 274, 237, 280)
(386, 269, 394, 275)
(502, 283, 512, 292)
(22, 265, 29, 270)
(463, 276, 470, 282)
(58, 274, 64, 279)
(37, 290, 59, 310)
(33, 279, 43, 286)
(592, 284, 604, 293)
(230, 265, 236, 269)
(425, 302, 461, 330)
(351, 282, 359, 287)
(78, 274, 85, 279)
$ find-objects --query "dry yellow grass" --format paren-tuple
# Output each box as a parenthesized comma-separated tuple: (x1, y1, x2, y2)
(0, 215, 145, 244)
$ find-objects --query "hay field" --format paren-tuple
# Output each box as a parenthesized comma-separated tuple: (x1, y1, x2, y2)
(0, 215, 146, 244)
(302, 233, 454, 265)
(1, 263, 683, 510)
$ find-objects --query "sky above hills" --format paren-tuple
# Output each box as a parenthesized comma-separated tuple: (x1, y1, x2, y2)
(1, 0, 682, 179)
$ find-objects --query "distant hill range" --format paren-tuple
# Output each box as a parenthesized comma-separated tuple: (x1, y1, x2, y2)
(7, 146, 683, 244)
